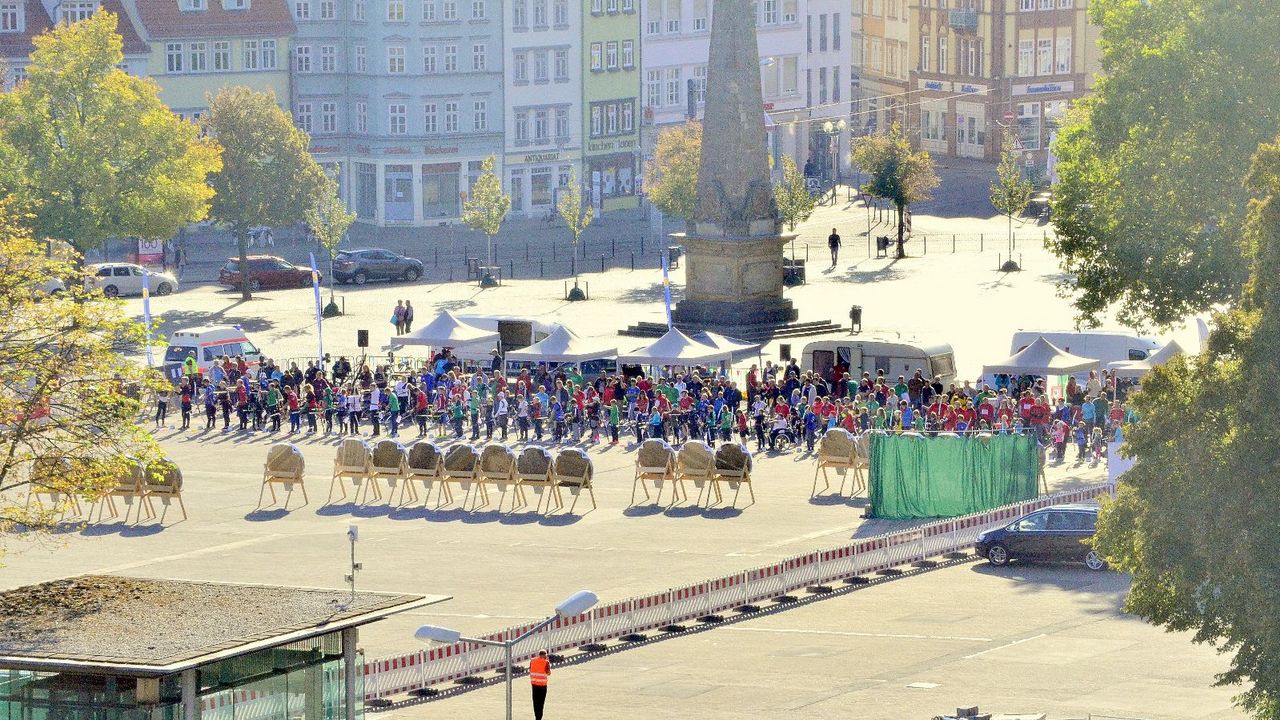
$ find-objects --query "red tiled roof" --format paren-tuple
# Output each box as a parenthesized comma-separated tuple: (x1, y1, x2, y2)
(132, 0, 296, 39)
(0, 1, 149, 60)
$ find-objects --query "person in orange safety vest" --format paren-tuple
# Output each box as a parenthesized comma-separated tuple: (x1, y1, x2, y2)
(529, 650, 550, 720)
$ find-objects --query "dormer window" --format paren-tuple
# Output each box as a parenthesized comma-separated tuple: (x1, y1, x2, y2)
(0, 1, 24, 32)
(223, 0, 249, 8)
(181, 0, 206, 9)
(60, 0, 98, 23)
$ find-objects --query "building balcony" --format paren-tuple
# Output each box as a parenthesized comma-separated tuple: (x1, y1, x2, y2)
(948, 8, 978, 32)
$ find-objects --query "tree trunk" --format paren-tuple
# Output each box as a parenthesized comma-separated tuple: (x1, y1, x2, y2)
(1008, 212, 1014, 256)
(329, 251, 337, 303)
(895, 202, 906, 259)
(237, 230, 252, 301)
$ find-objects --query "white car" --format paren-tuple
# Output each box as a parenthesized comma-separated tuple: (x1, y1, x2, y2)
(86, 263, 180, 298)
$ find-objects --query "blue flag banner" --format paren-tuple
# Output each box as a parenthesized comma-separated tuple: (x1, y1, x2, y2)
(661, 249, 673, 329)
(141, 269, 154, 368)
(309, 253, 324, 369)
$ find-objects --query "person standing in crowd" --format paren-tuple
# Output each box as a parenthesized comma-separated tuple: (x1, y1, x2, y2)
(392, 300, 406, 335)
(828, 227, 842, 267)
(402, 300, 415, 333)
(529, 650, 550, 720)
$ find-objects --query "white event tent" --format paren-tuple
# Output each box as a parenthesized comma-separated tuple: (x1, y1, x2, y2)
(1107, 340, 1187, 378)
(394, 310, 499, 348)
(690, 331, 760, 363)
(982, 336, 1100, 377)
(504, 325, 618, 364)
(616, 327, 731, 366)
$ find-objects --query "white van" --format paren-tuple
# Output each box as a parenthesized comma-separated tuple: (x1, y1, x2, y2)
(161, 325, 263, 381)
(801, 335, 957, 386)
(1009, 330, 1161, 367)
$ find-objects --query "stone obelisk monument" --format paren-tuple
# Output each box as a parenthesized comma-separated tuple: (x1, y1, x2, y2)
(669, 0, 797, 329)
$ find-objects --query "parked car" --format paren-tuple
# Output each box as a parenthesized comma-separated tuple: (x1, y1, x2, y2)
(86, 263, 180, 298)
(332, 248, 423, 284)
(975, 504, 1106, 571)
(219, 256, 317, 291)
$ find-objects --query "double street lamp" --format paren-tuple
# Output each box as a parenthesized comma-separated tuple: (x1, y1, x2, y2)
(415, 590, 599, 720)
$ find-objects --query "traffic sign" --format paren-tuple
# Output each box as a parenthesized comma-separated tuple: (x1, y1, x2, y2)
(1003, 111, 1015, 122)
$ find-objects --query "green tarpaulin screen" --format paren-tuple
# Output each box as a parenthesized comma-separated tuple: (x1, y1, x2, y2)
(868, 433, 1040, 519)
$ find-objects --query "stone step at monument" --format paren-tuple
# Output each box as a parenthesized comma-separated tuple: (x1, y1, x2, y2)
(618, 319, 844, 343)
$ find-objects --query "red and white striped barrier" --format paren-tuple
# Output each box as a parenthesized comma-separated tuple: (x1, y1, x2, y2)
(363, 482, 1113, 702)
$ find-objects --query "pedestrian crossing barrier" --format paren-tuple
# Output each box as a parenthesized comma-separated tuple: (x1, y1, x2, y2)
(363, 481, 1113, 702)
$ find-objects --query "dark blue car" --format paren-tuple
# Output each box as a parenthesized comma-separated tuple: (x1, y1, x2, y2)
(974, 504, 1106, 571)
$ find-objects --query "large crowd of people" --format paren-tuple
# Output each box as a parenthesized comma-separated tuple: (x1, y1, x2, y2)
(155, 347, 1136, 465)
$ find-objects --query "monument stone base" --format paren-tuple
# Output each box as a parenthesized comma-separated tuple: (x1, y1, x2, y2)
(669, 232, 798, 329)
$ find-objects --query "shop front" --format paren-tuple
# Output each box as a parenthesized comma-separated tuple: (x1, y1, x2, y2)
(505, 151, 577, 217)
(584, 149, 638, 212)
(346, 149, 484, 226)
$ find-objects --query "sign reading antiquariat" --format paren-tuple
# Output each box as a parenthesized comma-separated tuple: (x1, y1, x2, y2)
(522, 152, 560, 164)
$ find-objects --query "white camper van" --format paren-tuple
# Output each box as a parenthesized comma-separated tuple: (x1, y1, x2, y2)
(162, 325, 263, 381)
(1009, 330, 1161, 367)
(801, 335, 957, 386)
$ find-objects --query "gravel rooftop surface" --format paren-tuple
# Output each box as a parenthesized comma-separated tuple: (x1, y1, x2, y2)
(0, 575, 423, 666)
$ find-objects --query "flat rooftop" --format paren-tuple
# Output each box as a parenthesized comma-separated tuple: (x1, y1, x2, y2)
(0, 575, 447, 674)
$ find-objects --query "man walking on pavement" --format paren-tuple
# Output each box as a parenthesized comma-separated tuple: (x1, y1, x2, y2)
(529, 650, 550, 720)
(828, 227, 842, 267)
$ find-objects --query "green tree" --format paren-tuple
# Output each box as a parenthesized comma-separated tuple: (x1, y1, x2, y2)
(304, 171, 355, 308)
(851, 124, 938, 260)
(1095, 138, 1280, 719)
(0, 200, 166, 558)
(1047, 0, 1280, 327)
(774, 155, 817, 261)
(557, 168, 593, 296)
(0, 12, 221, 255)
(644, 120, 701, 229)
(989, 130, 1035, 260)
(203, 87, 327, 301)
(461, 155, 510, 288)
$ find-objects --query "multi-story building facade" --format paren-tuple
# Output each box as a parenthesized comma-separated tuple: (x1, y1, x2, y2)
(907, 0, 1098, 173)
(581, 0, 640, 211)
(802, 0, 852, 180)
(1, 0, 149, 88)
(858, 0, 910, 135)
(502, 0, 580, 217)
(293, 0, 505, 226)
(131, 0, 295, 121)
(640, 0, 832, 181)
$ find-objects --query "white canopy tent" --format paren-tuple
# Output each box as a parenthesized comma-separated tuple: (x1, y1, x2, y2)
(982, 336, 1100, 376)
(504, 325, 618, 364)
(393, 310, 499, 348)
(690, 331, 761, 363)
(1107, 340, 1187, 378)
(616, 327, 731, 366)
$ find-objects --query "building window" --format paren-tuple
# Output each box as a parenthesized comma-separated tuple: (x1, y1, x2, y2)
(607, 0, 617, 11)
(424, 102, 438, 132)
(555, 107, 569, 139)
(60, 1, 96, 23)
(0, 1, 22, 31)
(356, 45, 368, 72)
(553, 0, 567, 24)
(444, 101, 458, 132)
(920, 34, 929, 72)
(532, 0, 545, 24)
(622, 100, 634, 131)
(937, 34, 947, 74)
(320, 44, 336, 72)
(645, 70, 661, 109)
(691, 0, 705, 30)
(473, 99, 487, 130)
(443, 44, 457, 71)
(353, 0, 365, 18)
(622, 40, 634, 68)
(605, 103, 618, 134)
(513, 51, 527, 82)
(320, 101, 337, 132)
(1038, 0, 1052, 8)
(590, 42, 602, 71)
(591, 0, 601, 12)
(472, 0, 484, 18)
(533, 50, 548, 81)
(1017, 102, 1040, 150)
(832, 65, 839, 102)
(554, 48, 568, 80)
(1058, 0, 1072, 7)
(645, 0, 658, 33)
(832, 12, 839, 50)
(781, 55, 797, 93)
(622, 0, 632, 10)
(295, 102, 313, 132)
(533, 109, 548, 141)
(386, 46, 405, 73)
(423, 46, 436, 73)
(512, 0, 526, 27)
(1036, 37, 1052, 75)
(515, 111, 529, 143)
(472, 43, 486, 71)
(818, 66, 827, 104)
(188, 41, 207, 72)
(213, 41, 230, 70)
(224, 0, 248, 8)
(605, 41, 618, 69)
(296, 45, 312, 73)
(388, 103, 407, 134)
(1055, 36, 1071, 73)
(165, 42, 183, 73)
(355, 101, 368, 133)
(423, 0, 434, 19)
(181, 0, 205, 10)
(387, 0, 405, 20)
(261, 39, 277, 68)
(819, 14, 827, 51)
(294, 0, 310, 19)
(243, 40, 259, 69)
(590, 105, 602, 137)
(782, 0, 796, 22)
(442, 0, 456, 18)
(692, 64, 706, 103)
(1019, 0, 1032, 9)
(664, 67, 681, 106)
(319, 0, 335, 18)
(763, 0, 777, 24)
(1017, 39, 1033, 76)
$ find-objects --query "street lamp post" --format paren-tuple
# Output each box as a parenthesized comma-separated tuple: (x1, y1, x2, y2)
(415, 590, 599, 720)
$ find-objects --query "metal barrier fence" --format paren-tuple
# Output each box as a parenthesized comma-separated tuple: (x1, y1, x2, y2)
(362, 481, 1112, 702)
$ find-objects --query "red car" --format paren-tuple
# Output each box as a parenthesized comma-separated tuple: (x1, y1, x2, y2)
(219, 256, 319, 291)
